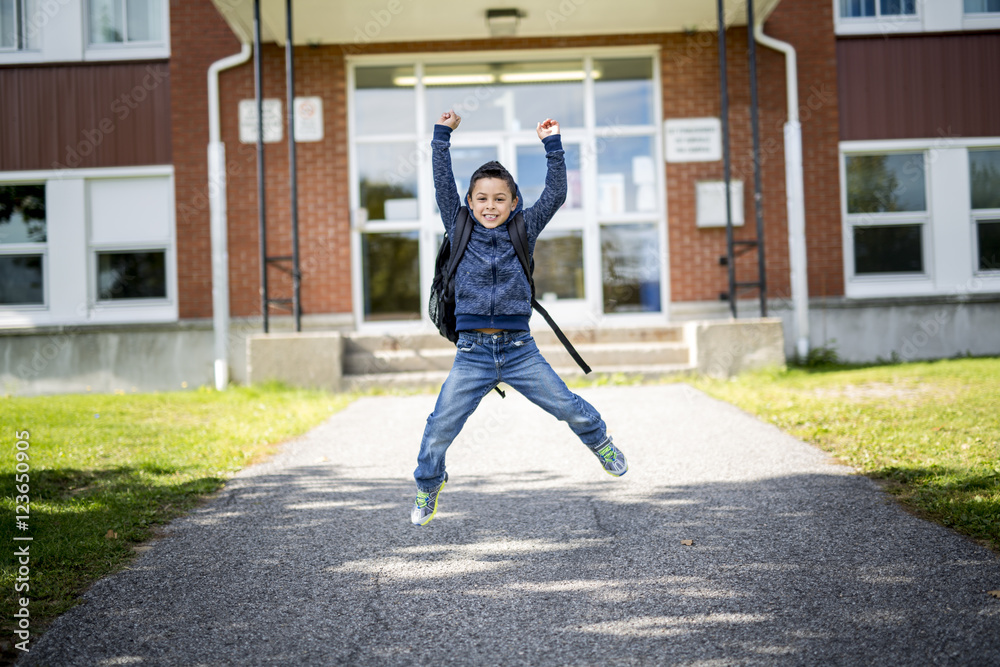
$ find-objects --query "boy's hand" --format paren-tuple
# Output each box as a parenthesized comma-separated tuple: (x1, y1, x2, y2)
(536, 118, 560, 140)
(438, 110, 461, 130)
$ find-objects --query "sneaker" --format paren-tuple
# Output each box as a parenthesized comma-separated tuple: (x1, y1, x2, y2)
(410, 474, 447, 526)
(592, 439, 628, 477)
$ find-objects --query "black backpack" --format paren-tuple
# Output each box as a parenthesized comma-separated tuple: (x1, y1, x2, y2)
(429, 208, 591, 375)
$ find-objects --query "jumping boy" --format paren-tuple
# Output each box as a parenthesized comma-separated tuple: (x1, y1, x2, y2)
(411, 110, 628, 526)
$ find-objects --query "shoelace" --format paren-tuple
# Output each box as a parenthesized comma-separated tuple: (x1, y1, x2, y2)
(415, 492, 431, 509)
(597, 445, 616, 462)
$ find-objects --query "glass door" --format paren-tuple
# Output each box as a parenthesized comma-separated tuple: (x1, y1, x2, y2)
(350, 53, 666, 331)
(513, 138, 590, 324)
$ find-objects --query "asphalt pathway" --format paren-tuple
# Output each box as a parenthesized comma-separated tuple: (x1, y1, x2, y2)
(19, 385, 1000, 666)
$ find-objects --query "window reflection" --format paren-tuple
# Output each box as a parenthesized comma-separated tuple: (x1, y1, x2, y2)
(0, 255, 42, 305)
(424, 61, 584, 133)
(517, 144, 581, 209)
(97, 251, 166, 300)
(970, 150, 1000, 210)
(424, 64, 505, 133)
(846, 154, 926, 214)
(597, 136, 657, 214)
(0, 185, 46, 244)
(594, 58, 654, 127)
(126, 0, 162, 42)
(601, 224, 660, 313)
(355, 66, 416, 136)
(977, 221, 1000, 271)
(357, 143, 419, 222)
(853, 225, 923, 274)
(362, 232, 420, 320)
(535, 231, 584, 300)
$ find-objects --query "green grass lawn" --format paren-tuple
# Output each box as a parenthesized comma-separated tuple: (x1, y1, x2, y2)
(1, 383, 350, 647)
(692, 357, 1000, 552)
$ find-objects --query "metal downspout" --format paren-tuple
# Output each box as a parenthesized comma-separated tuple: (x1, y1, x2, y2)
(208, 31, 252, 390)
(754, 21, 810, 359)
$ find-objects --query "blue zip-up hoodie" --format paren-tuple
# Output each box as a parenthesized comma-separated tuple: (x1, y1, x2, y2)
(432, 124, 567, 332)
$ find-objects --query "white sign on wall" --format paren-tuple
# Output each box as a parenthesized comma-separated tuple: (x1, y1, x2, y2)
(696, 180, 744, 228)
(293, 97, 324, 142)
(239, 99, 283, 143)
(665, 117, 722, 163)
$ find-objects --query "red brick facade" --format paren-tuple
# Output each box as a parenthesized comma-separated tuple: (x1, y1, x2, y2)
(170, 0, 242, 319)
(763, 0, 843, 299)
(170, 0, 841, 321)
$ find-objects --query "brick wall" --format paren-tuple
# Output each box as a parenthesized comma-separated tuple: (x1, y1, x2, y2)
(762, 0, 843, 299)
(170, 0, 241, 319)
(182, 0, 839, 322)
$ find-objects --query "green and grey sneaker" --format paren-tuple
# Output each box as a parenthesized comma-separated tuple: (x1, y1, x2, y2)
(410, 474, 447, 526)
(592, 439, 628, 477)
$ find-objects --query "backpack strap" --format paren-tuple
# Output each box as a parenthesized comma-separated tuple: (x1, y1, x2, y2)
(448, 208, 475, 279)
(508, 213, 592, 375)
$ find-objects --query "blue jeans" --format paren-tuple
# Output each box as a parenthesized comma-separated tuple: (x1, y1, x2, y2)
(414, 330, 609, 492)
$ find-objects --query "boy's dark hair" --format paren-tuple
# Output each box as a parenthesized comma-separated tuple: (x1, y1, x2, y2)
(466, 161, 517, 202)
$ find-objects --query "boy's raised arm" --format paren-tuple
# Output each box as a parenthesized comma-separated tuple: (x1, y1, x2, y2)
(431, 110, 462, 236)
(526, 118, 568, 236)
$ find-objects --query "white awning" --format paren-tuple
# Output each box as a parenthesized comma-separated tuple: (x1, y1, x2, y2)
(211, 0, 783, 46)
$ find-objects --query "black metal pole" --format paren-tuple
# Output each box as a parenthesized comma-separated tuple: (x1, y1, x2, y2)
(253, 0, 268, 333)
(747, 0, 767, 317)
(718, 0, 736, 318)
(285, 0, 302, 332)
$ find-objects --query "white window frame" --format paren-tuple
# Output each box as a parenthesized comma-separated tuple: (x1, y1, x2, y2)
(963, 0, 1000, 30)
(840, 138, 1000, 299)
(0, 180, 48, 311)
(84, 0, 169, 62)
(841, 146, 932, 296)
(835, 0, 923, 36)
(345, 47, 668, 333)
(971, 213, 1000, 275)
(969, 147, 1000, 275)
(0, 0, 39, 53)
(0, 165, 176, 330)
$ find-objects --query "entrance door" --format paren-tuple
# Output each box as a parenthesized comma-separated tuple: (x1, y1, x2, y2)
(350, 53, 666, 330)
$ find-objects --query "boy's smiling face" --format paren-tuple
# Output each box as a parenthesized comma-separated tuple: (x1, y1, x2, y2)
(467, 177, 517, 229)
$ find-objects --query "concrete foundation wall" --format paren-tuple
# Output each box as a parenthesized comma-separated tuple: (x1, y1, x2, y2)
(801, 297, 1000, 363)
(0, 326, 215, 396)
(246, 332, 343, 392)
(674, 296, 1000, 364)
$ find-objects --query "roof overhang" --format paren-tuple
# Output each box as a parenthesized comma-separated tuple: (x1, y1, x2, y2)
(212, 0, 784, 47)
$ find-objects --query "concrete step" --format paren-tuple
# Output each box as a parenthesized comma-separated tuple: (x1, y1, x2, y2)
(342, 325, 685, 354)
(343, 341, 690, 375)
(342, 364, 694, 393)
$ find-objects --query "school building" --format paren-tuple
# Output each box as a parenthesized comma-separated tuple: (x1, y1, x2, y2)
(1, 0, 998, 394)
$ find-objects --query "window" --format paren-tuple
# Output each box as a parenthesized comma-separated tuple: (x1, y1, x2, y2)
(845, 153, 927, 276)
(362, 232, 420, 320)
(88, 175, 172, 305)
(965, 0, 1000, 13)
(96, 250, 166, 300)
(350, 52, 664, 327)
(0, 0, 39, 51)
(601, 223, 661, 313)
(89, 0, 164, 45)
(840, 0, 916, 18)
(0, 184, 46, 306)
(970, 149, 1000, 272)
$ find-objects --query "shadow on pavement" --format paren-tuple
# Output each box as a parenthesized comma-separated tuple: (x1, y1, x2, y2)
(19, 463, 1000, 666)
